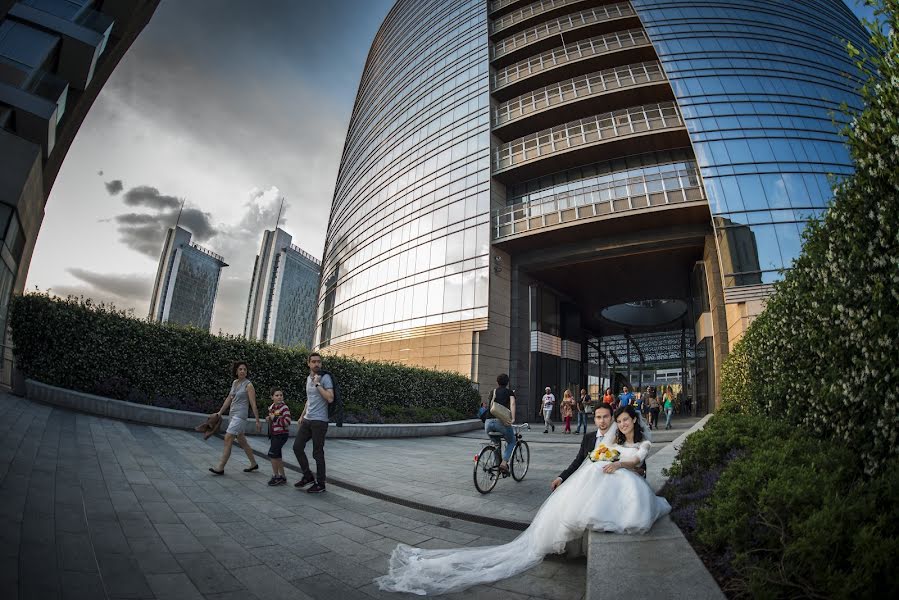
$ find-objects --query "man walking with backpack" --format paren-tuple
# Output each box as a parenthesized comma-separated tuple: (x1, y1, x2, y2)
(294, 352, 333, 493)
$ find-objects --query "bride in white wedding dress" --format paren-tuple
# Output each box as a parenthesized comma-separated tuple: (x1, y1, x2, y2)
(375, 405, 671, 596)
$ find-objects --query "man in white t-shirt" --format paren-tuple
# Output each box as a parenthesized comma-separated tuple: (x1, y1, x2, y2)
(541, 386, 555, 433)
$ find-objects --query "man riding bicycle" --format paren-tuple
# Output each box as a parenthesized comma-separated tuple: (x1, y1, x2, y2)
(484, 374, 516, 474)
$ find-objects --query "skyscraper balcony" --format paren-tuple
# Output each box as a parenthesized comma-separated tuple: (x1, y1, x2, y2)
(491, 2, 638, 65)
(493, 160, 706, 240)
(491, 28, 653, 99)
(492, 102, 687, 180)
(492, 60, 668, 138)
(491, 0, 593, 37)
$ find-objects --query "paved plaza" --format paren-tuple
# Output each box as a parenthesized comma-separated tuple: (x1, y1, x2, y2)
(0, 391, 698, 599)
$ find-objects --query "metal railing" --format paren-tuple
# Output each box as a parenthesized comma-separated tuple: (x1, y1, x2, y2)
(189, 242, 225, 263)
(288, 243, 322, 266)
(492, 164, 705, 240)
(492, 0, 591, 35)
(492, 28, 650, 90)
(493, 102, 683, 172)
(490, 0, 522, 14)
(492, 2, 635, 60)
(493, 61, 665, 127)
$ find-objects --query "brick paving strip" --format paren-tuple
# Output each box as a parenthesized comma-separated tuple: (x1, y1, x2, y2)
(0, 391, 588, 600)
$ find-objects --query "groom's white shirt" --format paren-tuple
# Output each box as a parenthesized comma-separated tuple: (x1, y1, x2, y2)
(593, 429, 610, 450)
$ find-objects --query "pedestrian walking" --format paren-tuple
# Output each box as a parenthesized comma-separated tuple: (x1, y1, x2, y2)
(266, 389, 292, 486)
(663, 386, 675, 430)
(575, 388, 590, 434)
(619, 386, 634, 407)
(209, 361, 261, 475)
(603, 387, 615, 410)
(648, 387, 661, 430)
(293, 352, 334, 493)
(541, 387, 555, 433)
(561, 390, 576, 434)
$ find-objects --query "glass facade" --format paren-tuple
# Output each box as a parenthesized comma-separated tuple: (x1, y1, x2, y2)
(165, 248, 225, 330)
(316, 0, 491, 350)
(268, 246, 320, 349)
(630, 0, 870, 286)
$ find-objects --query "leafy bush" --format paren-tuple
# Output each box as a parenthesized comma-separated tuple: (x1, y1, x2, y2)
(10, 292, 481, 423)
(718, 0, 899, 475)
(665, 414, 899, 599)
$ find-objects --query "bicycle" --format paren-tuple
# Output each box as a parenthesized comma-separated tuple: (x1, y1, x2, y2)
(473, 423, 530, 494)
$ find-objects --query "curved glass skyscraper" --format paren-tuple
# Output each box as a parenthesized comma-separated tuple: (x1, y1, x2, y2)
(316, 0, 869, 414)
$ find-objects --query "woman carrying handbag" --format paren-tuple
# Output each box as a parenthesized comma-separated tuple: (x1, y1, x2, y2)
(484, 374, 516, 474)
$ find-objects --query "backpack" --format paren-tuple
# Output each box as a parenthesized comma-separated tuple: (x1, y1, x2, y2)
(318, 370, 344, 427)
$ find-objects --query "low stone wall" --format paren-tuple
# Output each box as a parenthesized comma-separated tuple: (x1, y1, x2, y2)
(585, 414, 724, 600)
(25, 380, 482, 439)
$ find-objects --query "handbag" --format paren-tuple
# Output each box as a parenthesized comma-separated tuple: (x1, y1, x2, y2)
(489, 389, 513, 426)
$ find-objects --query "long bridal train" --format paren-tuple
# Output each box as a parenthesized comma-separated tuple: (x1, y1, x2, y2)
(375, 441, 671, 596)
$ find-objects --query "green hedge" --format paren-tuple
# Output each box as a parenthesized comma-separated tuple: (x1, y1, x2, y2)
(664, 413, 899, 599)
(718, 0, 899, 475)
(10, 292, 479, 423)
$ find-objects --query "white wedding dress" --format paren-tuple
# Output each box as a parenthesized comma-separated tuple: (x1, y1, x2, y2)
(375, 437, 671, 595)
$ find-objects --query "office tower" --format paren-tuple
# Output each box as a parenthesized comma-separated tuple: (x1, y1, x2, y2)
(244, 228, 321, 348)
(149, 225, 227, 330)
(315, 0, 870, 414)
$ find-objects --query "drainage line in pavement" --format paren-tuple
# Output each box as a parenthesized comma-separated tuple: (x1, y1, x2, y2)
(217, 434, 529, 531)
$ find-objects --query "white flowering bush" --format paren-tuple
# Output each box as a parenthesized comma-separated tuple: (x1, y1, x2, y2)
(720, 0, 899, 474)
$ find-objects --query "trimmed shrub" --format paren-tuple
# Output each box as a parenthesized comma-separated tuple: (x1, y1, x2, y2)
(718, 1, 899, 475)
(665, 413, 899, 599)
(10, 292, 481, 422)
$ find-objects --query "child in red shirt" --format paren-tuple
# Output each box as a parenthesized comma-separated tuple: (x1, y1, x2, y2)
(266, 389, 292, 486)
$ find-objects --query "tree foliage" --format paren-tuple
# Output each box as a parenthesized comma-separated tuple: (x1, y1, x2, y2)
(718, 0, 899, 474)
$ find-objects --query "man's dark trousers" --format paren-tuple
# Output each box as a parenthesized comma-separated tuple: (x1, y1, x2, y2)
(294, 418, 328, 484)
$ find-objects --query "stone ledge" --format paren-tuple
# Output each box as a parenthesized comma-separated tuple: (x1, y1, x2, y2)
(586, 414, 724, 599)
(24, 379, 482, 439)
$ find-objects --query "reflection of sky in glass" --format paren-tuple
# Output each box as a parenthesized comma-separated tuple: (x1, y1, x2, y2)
(316, 0, 491, 347)
(632, 0, 869, 285)
(167, 250, 223, 330)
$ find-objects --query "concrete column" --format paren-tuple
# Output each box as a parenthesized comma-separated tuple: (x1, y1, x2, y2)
(702, 234, 729, 409)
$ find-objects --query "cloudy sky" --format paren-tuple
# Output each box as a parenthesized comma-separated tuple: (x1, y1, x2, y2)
(25, 0, 878, 334)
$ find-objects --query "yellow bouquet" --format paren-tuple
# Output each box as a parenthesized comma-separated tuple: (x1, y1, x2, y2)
(589, 444, 620, 463)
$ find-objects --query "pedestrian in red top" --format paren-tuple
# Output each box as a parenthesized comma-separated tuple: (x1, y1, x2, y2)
(266, 389, 292, 486)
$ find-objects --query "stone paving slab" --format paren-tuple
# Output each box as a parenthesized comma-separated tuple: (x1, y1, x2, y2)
(0, 391, 580, 600)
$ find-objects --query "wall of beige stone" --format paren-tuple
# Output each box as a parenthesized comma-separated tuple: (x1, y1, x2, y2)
(702, 234, 729, 408)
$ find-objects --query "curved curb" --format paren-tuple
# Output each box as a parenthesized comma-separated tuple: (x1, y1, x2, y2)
(24, 379, 482, 439)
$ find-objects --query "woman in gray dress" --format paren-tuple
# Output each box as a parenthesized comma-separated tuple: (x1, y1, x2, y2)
(209, 361, 261, 474)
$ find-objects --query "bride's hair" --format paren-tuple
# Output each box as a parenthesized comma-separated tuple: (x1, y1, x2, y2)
(613, 405, 644, 444)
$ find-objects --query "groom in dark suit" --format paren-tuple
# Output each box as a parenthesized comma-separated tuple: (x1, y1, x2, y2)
(550, 403, 645, 490)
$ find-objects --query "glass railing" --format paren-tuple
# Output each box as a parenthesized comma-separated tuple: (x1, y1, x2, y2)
(288, 243, 322, 266)
(492, 2, 635, 60)
(493, 102, 683, 172)
(490, 0, 522, 14)
(189, 243, 226, 263)
(492, 0, 591, 34)
(492, 28, 650, 90)
(492, 163, 705, 239)
(493, 61, 665, 127)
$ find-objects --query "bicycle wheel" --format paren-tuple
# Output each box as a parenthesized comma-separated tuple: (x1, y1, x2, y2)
(511, 441, 530, 481)
(473, 446, 499, 494)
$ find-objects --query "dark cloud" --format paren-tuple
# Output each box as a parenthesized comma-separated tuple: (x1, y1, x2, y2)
(105, 179, 124, 195)
(67, 268, 153, 302)
(113, 192, 218, 259)
(122, 185, 181, 209)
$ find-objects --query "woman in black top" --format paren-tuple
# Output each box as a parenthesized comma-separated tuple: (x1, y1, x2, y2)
(484, 373, 516, 472)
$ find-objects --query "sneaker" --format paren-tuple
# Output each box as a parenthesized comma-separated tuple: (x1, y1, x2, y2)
(307, 482, 326, 494)
(543, 430, 548, 434)
(275, 476, 287, 486)
(267, 476, 279, 486)
(551, 424, 555, 432)
(294, 473, 315, 488)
